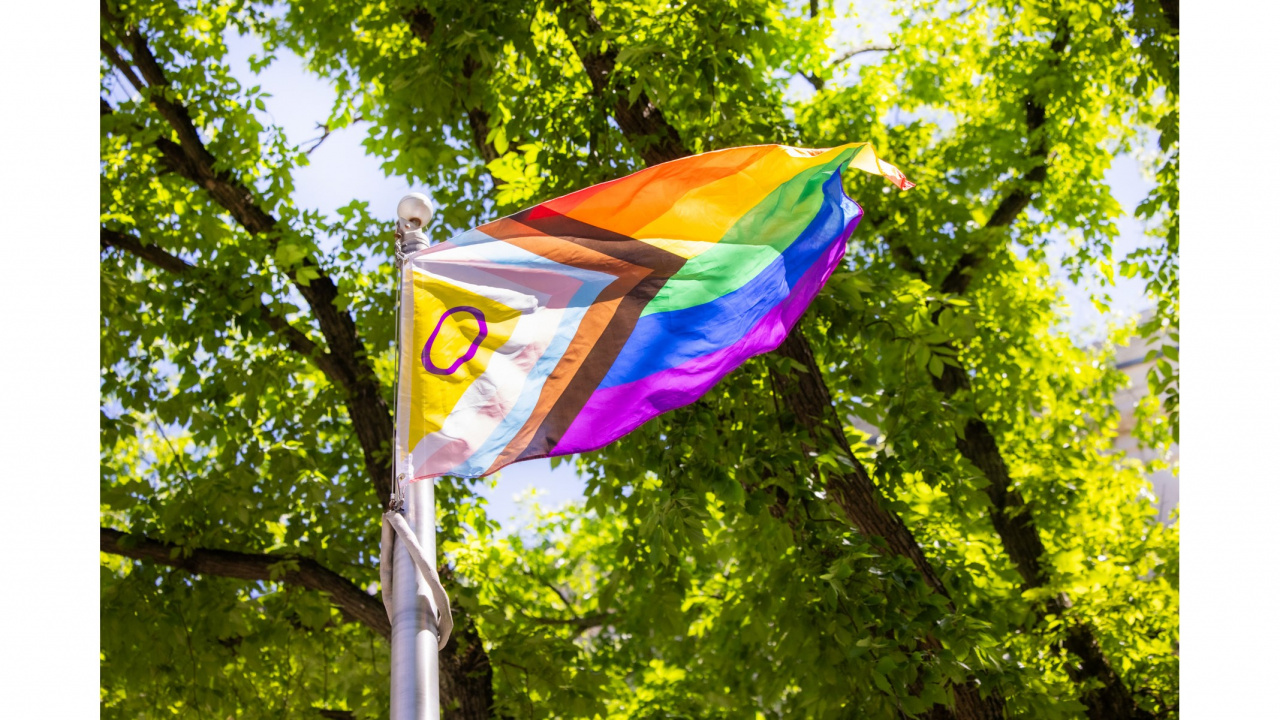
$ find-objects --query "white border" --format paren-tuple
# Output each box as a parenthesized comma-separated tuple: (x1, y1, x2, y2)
(0, 2, 101, 716)
(1181, 1, 1280, 716)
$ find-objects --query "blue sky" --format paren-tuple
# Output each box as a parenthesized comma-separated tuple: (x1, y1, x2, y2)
(220, 3, 1154, 528)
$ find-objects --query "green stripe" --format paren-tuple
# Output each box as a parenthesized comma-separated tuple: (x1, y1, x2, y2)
(640, 148, 856, 316)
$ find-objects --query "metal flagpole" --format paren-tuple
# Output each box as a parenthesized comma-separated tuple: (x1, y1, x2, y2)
(390, 193, 440, 720)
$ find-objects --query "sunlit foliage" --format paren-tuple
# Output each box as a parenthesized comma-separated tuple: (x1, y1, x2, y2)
(101, 0, 1178, 717)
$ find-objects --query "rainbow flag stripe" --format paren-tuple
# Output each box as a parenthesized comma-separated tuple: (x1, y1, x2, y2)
(395, 143, 912, 479)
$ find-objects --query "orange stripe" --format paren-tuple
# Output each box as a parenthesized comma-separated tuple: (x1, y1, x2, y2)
(544, 145, 773, 237)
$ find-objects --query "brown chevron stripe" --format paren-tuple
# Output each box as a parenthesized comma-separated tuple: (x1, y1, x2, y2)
(486, 206, 686, 460)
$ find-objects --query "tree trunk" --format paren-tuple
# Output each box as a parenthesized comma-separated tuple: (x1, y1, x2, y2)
(775, 331, 947, 596)
(773, 332, 1004, 720)
(438, 570, 501, 720)
(939, 368, 1151, 720)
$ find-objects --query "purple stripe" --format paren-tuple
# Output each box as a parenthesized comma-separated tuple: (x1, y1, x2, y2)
(422, 306, 488, 375)
(551, 216, 858, 455)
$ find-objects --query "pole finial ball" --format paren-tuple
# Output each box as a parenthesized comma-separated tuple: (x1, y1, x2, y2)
(397, 193, 435, 230)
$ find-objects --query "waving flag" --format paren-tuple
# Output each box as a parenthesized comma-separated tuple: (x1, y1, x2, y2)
(394, 143, 912, 479)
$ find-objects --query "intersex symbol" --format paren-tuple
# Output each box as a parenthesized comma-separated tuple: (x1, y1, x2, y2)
(422, 306, 489, 375)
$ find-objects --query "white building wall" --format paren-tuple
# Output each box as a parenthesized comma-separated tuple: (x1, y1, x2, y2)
(1111, 328, 1180, 523)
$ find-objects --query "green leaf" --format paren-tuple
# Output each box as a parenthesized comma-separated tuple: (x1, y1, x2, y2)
(274, 242, 308, 267)
(295, 265, 320, 285)
(871, 669, 892, 694)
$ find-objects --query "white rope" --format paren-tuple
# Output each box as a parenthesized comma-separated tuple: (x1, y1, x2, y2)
(380, 510, 453, 650)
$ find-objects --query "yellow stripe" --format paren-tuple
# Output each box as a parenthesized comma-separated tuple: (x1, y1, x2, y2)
(407, 273, 521, 448)
(630, 145, 866, 259)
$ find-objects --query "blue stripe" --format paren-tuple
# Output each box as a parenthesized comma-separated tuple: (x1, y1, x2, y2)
(598, 169, 859, 389)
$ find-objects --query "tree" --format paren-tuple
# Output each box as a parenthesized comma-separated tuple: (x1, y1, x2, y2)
(100, 0, 1179, 718)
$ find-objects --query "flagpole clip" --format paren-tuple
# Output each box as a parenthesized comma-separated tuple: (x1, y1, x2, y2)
(389, 470, 407, 513)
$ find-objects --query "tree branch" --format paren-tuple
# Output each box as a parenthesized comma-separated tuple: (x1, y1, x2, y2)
(939, 28, 1063, 296)
(772, 330, 948, 598)
(99, 24, 394, 506)
(554, 0, 688, 166)
(801, 73, 826, 92)
(803, 44, 897, 90)
(831, 43, 897, 66)
(101, 225, 191, 275)
(526, 612, 612, 630)
(101, 526, 391, 638)
(404, 8, 505, 182)
(304, 117, 365, 155)
(100, 227, 353, 390)
(532, 574, 575, 612)
(530, 614, 609, 629)
(1158, 0, 1179, 31)
(100, 37, 146, 94)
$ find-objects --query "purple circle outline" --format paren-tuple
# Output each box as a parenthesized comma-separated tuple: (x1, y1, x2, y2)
(422, 306, 489, 375)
